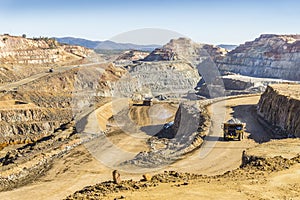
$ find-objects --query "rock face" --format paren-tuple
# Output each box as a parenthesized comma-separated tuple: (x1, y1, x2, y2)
(115, 38, 228, 99)
(143, 37, 227, 62)
(0, 63, 127, 146)
(217, 34, 300, 81)
(116, 50, 150, 62)
(197, 76, 256, 97)
(0, 35, 91, 65)
(157, 102, 206, 141)
(0, 105, 71, 145)
(145, 38, 227, 99)
(257, 84, 300, 137)
(114, 61, 200, 98)
(121, 102, 208, 168)
(0, 62, 128, 190)
(0, 35, 93, 84)
(222, 77, 254, 90)
(142, 47, 179, 61)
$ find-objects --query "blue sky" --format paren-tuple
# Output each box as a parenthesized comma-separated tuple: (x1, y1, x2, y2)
(1, 0, 299, 45)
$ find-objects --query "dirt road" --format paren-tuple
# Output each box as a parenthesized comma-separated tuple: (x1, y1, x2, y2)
(167, 95, 266, 175)
(0, 95, 271, 200)
(0, 62, 105, 91)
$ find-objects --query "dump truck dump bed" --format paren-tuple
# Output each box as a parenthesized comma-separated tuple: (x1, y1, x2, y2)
(223, 118, 245, 141)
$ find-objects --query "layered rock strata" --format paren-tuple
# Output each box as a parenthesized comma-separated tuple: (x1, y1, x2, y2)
(114, 61, 200, 98)
(143, 37, 227, 62)
(0, 35, 91, 65)
(257, 84, 300, 137)
(217, 34, 300, 81)
(0, 35, 93, 84)
(0, 63, 126, 146)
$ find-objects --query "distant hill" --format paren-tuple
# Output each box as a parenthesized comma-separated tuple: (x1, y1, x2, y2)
(54, 37, 99, 49)
(54, 37, 161, 51)
(217, 44, 238, 51)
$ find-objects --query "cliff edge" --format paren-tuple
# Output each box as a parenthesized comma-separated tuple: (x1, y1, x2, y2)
(257, 83, 300, 137)
(218, 34, 300, 81)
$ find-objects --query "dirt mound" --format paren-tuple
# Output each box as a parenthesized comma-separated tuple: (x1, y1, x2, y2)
(240, 138, 300, 172)
(65, 138, 300, 199)
(64, 171, 202, 200)
(65, 156, 300, 199)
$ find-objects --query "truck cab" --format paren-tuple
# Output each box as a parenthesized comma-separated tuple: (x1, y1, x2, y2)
(223, 119, 245, 141)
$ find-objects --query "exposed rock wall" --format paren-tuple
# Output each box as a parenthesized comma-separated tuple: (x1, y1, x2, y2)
(114, 61, 200, 98)
(197, 76, 255, 98)
(114, 38, 230, 99)
(0, 106, 71, 144)
(0, 122, 88, 192)
(0, 63, 126, 146)
(142, 48, 179, 61)
(145, 38, 228, 98)
(222, 77, 254, 90)
(11, 64, 126, 106)
(143, 37, 227, 63)
(0, 35, 91, 65)
(217, 34, 300, 81)
(0, 35, 93, 84)
(121, 102, 208, 168)
(257, 84, 300, 137)
(116, 50, 149, 62)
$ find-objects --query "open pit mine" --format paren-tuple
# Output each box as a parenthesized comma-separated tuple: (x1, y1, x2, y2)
(0, 34, 299, 200)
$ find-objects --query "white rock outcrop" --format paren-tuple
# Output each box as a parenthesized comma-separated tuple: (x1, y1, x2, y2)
(217, 34, 300, 81)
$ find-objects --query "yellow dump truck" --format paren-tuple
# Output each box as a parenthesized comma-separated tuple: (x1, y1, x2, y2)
(223, 118, 245, 141)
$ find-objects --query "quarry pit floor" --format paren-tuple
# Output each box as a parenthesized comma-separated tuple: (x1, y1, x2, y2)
(0, 95, 299, 200)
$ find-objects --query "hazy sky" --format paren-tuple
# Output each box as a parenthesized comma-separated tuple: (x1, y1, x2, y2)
(1, 0, 299, 45)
